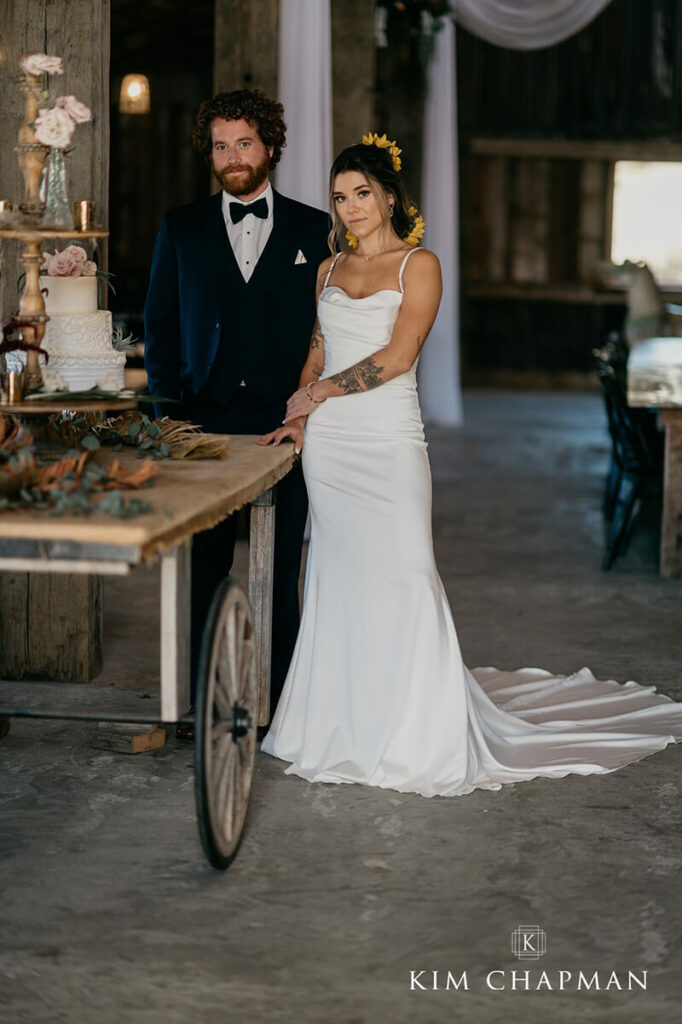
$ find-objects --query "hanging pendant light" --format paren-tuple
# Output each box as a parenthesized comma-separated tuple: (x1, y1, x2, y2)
(119, 74, 151, 114)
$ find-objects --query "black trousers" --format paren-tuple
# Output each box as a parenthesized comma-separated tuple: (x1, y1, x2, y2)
(186, 394, 308, 721)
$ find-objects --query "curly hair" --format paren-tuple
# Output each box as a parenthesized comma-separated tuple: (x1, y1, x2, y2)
(328, 143, 414, 252)
(192, 89, 287, 169)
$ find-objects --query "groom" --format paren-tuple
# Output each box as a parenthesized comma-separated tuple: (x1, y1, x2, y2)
(144, 89, 330, 723)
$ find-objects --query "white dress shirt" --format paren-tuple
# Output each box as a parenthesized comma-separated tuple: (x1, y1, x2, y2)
(222, 182, 274, 283)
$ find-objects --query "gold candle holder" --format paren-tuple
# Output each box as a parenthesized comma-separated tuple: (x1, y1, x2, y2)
(73, 200, 96, 231)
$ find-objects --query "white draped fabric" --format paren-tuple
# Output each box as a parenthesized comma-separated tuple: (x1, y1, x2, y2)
(276, 0, 332, 211)
(452, 0, 614, 51)
(420, 0, 613, 422)
(420, 16, 463, 425)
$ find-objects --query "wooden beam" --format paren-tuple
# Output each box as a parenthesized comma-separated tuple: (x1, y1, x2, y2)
(213, 0, 279, 98)
(469, 138, 682, 162)
(331, 0, 376, 154)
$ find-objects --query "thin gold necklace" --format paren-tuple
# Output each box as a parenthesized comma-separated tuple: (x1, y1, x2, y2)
(358, 244, 407, 263)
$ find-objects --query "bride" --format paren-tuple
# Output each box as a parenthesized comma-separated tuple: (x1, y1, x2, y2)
(257, 135, 682, 797)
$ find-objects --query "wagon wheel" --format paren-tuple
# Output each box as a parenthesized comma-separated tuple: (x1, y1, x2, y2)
(195, 578, 257, 870)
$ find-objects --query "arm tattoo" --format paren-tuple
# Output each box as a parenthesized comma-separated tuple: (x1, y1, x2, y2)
(328, 355, 385, 395)
(310, 318, 324, 351)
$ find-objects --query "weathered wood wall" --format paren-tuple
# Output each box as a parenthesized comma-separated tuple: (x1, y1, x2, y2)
(0, 0, 110, 683)
(214, 0, 279, 97)
(457, 0, 682, 381)
(0, 0, 110, 318)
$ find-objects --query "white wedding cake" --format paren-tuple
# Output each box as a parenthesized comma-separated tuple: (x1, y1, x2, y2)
(8, 273, 126, 391)
(40, 276, 126, 391)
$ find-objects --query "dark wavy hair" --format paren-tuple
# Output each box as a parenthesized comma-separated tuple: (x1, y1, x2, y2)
(329, 143, 414, 251)
(192, 89, 287, 169)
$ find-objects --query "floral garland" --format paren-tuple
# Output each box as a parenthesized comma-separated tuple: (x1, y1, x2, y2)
(344, 132, 425, 250)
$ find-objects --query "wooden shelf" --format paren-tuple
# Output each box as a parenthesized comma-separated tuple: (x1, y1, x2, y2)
(465, 282, 628, 304)
(468, 138, 682, 162)
(0, 228, 108, 240)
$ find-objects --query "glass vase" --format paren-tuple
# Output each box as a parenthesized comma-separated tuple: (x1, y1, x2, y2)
(41, 148, 74, 229)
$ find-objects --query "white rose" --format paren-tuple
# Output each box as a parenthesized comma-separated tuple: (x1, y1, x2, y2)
(21, 53, 64, 77)
(98, 376, 121, 393)
(34, 107, 75, 150)
(63, 244, 88, 264)
(42, 370, 68, 392)
(56, 95, 92, 124)
(40, 250, 55, 272)
(81, 261, 98, 277)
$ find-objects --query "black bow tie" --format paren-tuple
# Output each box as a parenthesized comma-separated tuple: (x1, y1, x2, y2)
(229, 197, 268, 224)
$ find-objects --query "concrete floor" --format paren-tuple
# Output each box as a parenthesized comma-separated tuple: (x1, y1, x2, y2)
(1, 391, 681, 1024)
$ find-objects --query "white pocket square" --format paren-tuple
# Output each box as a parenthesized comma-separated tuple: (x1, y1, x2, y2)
(294, 249, 307, 265)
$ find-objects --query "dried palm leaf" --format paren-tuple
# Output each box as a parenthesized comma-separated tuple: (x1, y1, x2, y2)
(101, 413, 230, 460)
(99, 458, 157, 490)
(33, 451, 90, 491)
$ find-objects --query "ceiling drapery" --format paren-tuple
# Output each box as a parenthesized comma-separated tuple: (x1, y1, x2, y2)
(451, 0, 614, 50)
(420, 0, 614, 423)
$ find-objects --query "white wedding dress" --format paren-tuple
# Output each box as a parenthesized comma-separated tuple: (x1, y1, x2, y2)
(261, 251, 682, 797)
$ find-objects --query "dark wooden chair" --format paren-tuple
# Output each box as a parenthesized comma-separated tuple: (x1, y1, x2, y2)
(593, 338, 663, 569)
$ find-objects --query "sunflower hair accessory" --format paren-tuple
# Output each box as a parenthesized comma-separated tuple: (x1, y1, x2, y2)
(405, 205, 426, 247)
(361, 132, 402, 172)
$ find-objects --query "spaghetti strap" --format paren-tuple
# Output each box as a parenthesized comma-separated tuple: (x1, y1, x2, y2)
(398, 248, 420, 293)
(324, 252, 342, 288)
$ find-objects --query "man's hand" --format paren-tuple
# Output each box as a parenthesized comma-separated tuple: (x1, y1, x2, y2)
(258, 418, 306, 454)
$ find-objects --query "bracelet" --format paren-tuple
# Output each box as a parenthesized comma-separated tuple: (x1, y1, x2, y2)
(306, 381, 324, 404)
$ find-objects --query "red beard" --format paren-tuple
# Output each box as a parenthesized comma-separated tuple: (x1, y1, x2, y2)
(215, 153, 270, 197)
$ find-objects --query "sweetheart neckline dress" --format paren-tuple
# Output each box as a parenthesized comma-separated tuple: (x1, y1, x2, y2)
(260, 252, 682, 797)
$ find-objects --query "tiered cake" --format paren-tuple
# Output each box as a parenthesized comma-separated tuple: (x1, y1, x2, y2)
(40, 275, 126, 391)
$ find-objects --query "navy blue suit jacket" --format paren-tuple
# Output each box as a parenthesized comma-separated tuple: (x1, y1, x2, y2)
(144, 189, 330, 423)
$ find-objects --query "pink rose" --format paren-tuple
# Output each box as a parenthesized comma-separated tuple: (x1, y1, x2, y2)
(56, 95, 92, 125)
(47, 250, 79, 277)
(34, 107, 74, 149)
(21, 53, 63, 77)
(81, 260, 98, 277)
(63, 245, 88, 264)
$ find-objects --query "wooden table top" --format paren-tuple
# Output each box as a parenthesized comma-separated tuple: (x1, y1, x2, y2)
(0, 435, 296, 564)
(628, 336, 682, 408)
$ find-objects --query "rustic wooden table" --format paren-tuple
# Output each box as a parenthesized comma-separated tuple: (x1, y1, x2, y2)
(0, 436, 297, 724)
(628, 337, 682, 577)
(0, 435, 296, 868)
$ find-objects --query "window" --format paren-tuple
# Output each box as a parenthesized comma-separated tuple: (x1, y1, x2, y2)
(611, 161, 682, 285)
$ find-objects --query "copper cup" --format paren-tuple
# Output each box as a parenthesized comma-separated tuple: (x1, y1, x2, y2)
(73, 200, 96, 231)
(1, 371, 25, 404)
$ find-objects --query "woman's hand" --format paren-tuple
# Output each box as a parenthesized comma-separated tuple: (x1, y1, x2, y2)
(285, 386, 321, 423)
(257, 418, 305, 454)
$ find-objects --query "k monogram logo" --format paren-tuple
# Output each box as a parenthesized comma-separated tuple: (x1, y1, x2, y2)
(511, 925, 547, 960)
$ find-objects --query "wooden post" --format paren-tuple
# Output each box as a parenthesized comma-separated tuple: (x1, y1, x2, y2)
(660, 410, 682, 578)
(0, 572, 102, 681)
(213, 0, 279, 97)
(160, 541, 191, 721)
(0, 0, 109, 683)
(331, 0, 376, 153)
(248, 487, 276, 726)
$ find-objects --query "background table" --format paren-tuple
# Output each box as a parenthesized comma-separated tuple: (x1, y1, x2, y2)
(628, 337, 682, 577)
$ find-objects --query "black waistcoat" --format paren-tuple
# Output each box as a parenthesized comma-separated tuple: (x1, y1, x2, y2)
(196, 196, 320, 419)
